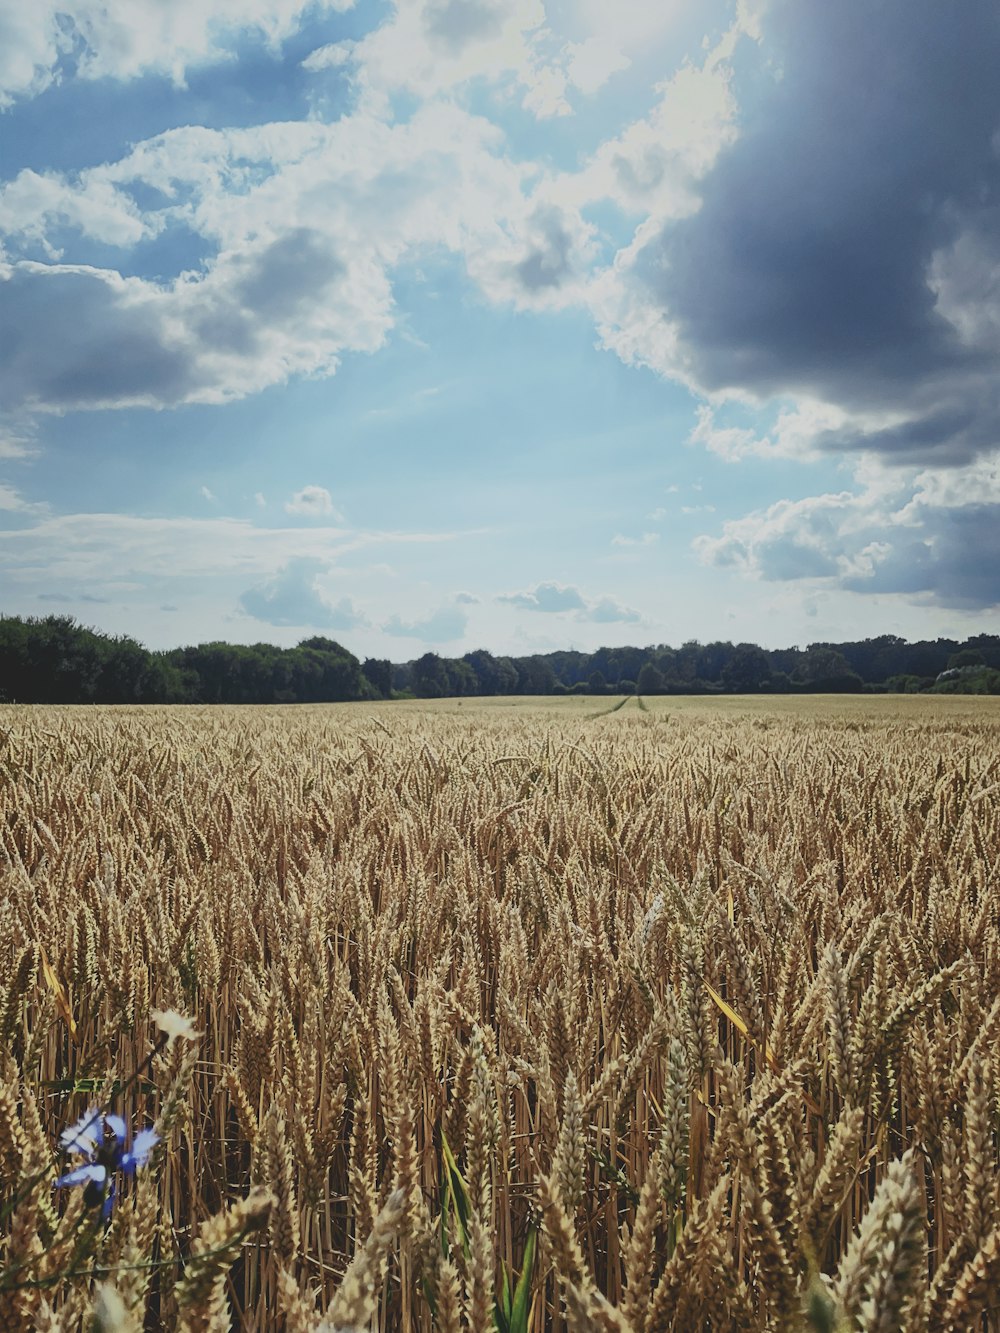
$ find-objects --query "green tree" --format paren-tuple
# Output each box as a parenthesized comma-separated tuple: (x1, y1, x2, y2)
(637, 662, 664, 694)
(947, 648, 986, 670)
(413, 652, 449, 697)
(721, 644, 771, 693)
(362, 657, 392, 698)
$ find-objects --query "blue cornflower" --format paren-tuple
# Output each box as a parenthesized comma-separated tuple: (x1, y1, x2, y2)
(55, 1108, 159, 1222)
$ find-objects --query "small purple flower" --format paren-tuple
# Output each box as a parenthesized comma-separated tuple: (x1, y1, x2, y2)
(56, 1108, 159, 1222)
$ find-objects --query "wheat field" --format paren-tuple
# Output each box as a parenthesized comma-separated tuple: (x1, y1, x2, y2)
(1, 695, 999, 1331)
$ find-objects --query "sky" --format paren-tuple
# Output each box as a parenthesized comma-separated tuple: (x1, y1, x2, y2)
(1, 0, 999, 658)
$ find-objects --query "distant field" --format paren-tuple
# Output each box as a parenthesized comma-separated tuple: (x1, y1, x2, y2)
(395, 689, 1000, 720)
(1, 697, 999, 1329)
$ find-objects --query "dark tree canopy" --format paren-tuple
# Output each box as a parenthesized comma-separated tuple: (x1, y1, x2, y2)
(1, 615, 998, 703)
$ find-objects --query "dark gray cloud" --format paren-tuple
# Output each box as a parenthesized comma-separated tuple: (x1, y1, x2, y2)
(382, 606, 468, 641)
(841, 504, 1000, 609)
(0, 265, 197, 410)
(240, 558, 367, 629)
(0, 227, 348, 412)
(234, 229, 344, 322)
(699, 492, 1000, 610)
(190, 229, 345, 355)
(634, 0, 1000, 463)
(815, 393, 1000, 466)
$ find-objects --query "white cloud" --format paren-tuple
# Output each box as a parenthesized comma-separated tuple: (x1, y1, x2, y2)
(301, 42, 354, 72)
(695, 491, 864, 582)
(0, 0, 358, 107)
(498, 581, 586, 612)
(0, 102, 563, 412)
(199, 485, 216, 501)
(382, 605, 468, 642)
(688, 400, 863, 463)
(564, 38, 629, 95)
(563, 51, 740, 222)
(0, 482, 47, 514)
(285, 485, 338, 518)
(0, 16, 746, 423)
(0, 429, 37, 459)
(611, 532, 659, 547)
(326, 0, 571, 120)
(0, 483, 28, 510)
(0, 510, 457, 586)
(302, 0, 701, 124)
(472, 199, 597, 312)
(567, 0, 692, 58)
(0, 168, 153, 249)
(898, 453, 1000, 520)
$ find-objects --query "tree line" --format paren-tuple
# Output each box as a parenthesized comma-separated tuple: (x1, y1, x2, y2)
(1, 615, 998, 704)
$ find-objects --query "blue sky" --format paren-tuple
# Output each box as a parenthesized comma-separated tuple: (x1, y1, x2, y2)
(1, 0, 999, 655)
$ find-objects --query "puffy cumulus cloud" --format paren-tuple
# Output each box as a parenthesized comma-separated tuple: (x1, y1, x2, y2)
(0, 101, 577, 412)
(0, 263, 194, 411)
(472, 200, 597, 312)
(0, 14, 742, 420)
(454, 590, 479, 604)
(324, 0, 568, 119)
(0, 231, 387, 412)
(0, 0, 358, 107)
(0, 169, 153, 250)
(696, 493, 855, 582)
(301, 43, 353, 73)
(687, 400, 852, 464)
(563, 45, 741, 223)
(239, 557, 367, 629)
(382, 605, 468, 641)
(284, 485, 339, 518)
(602, 0, 1000, 471)
(498, 582, 587, 612)
(306, 0, 705, 122)
(695, 452, 1000, 609)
